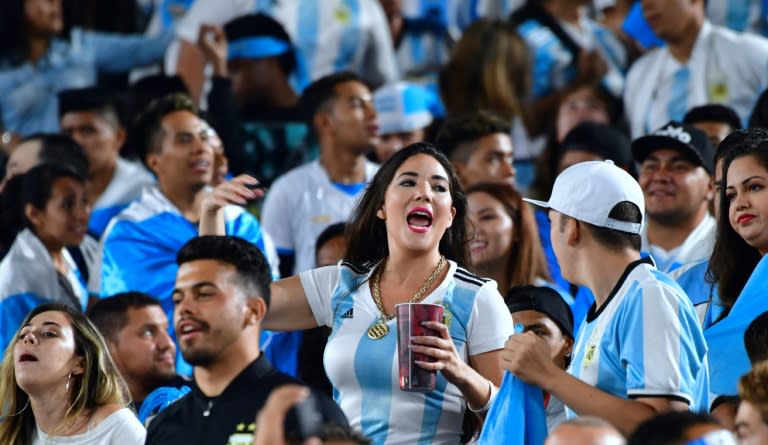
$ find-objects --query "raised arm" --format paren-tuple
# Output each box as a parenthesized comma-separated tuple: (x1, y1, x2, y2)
(199, 175, 263, 235)
(265, 275, 318, 331)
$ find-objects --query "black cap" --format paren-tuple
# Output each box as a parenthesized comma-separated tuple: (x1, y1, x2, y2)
(631, 121, 716, 174)
(561, 122, 634, 171)
(505, 285, 574, 340)
(57, 87, 119, 118)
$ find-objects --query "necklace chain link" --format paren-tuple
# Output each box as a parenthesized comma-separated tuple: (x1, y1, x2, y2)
(372, 255, 446, 322)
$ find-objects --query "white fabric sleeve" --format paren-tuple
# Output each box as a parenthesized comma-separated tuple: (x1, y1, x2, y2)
(175, 0, 250, 42)
(466, 280, 515, 356)
(299, 265, 341, 327)
(260, 175, 298, 253)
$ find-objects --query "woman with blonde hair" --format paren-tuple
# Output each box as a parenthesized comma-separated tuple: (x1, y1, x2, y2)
(438, 19, 534, 161)
(0, 303, 144, 444)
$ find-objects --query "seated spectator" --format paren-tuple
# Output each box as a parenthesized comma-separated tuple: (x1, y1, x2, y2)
(707, 138, 768, 424)
(372, 81, 439, 163)
(504, 161, 708, 434)
(632, 121, 716, 273)
(99, 94, 277, 374)
(683, 104, 742, 147)
(58, 87, 154, 238)
(0, 133, 88, 193)
(0, 303, 144, 444)
(736, 361, 768, 445)
(745, 311, 768, 365)
(146, 236, 348, 445)
(211, 13, 313, 185)
(0, 0, 174, 136)
(624, 0, 768, 138)
(435, 111, 516, 189)
(261, 72, 379, 276)
(545, 416, 625, 445)
(465, 182, 551, 292)
(88, 292, 187, 411)
(439, 20, 533, 169)
(506, 285, 574, 432)
(0, 164, 90, 350)
(627, 411, 738, 445)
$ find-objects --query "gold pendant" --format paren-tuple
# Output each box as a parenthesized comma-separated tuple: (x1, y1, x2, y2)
(367, 321, 389, 340)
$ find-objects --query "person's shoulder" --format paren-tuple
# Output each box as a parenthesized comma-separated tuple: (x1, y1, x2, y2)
(453, 265, 492, 289)
(626, 47, 664, 77)
(146, 391, 194, 432)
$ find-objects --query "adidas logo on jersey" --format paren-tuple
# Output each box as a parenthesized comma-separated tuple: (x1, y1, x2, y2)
(341, 308, 354, 319)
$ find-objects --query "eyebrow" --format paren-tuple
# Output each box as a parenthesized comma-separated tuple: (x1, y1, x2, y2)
(172, 281, 219, 294)
(523, 323, 549, 331)
(23, 321, 62, 328)
(397, 171, 448, 182)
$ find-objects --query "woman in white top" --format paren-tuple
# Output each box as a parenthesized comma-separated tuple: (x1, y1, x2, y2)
(0, 303, 145, 444)
(201, 143, 514, 444)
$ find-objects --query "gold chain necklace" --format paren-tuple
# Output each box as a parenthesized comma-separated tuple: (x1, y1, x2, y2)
(367, 255, 446, 340)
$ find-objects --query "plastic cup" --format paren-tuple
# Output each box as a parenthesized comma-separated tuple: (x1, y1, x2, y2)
(395, 302, 444, 392)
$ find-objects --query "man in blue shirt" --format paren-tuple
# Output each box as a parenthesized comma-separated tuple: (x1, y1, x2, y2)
(502, 160, 708, 434)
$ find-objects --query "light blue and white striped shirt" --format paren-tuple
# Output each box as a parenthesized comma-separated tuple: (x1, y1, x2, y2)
(568, 258, 709, 416)
(88, 158, 155, 239)
(301, 260, 514, 445)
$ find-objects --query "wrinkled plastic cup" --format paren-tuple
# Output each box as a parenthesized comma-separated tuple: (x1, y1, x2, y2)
(396, 303, 444, 392)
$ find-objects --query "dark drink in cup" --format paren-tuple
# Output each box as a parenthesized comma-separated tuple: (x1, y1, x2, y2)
(395, 303, 444, 392)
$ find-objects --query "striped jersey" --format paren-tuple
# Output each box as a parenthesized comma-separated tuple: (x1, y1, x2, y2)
(568, 258, 709, 416)
(641, 214, 716, 273)
(300, 260, 514, 445)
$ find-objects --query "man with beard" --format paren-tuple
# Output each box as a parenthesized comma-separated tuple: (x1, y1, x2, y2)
(145, 236, 347, 444)
(631, 121, 716, 273)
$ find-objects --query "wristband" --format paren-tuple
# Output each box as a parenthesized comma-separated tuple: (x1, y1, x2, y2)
(468, 379, 498, 413)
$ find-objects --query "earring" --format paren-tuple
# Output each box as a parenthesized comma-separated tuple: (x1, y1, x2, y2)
(65, 372, 72, 391)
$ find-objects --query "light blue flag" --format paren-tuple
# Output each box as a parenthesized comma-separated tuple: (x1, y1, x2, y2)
(478, 371, 548, 445)
(705, 253, 768, 397)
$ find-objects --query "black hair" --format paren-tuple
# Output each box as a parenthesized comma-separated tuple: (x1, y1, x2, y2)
(87, 292, 163, 342)
(319, 425, 371, 445)
(434, 111, 512, 162)
(314, 222, 348, 258)
(715, 128, 768, 164)
(627, 411, 721, 445)
(176, 235, 272, 307)
(0, 0, 71, 66)
(745, 311, 768, 365)
(749, 87, 768, 129)
(683, 104, 742, 131)
(0, 163, 87, 241)
(129, 93, 197, 167)
(565, 201, 642, 252)
(224, 13, 296, 76)
(345, 142, 470, 268)
(19, 133, 89, 177)
(58, 87, 124, 129)
(708, 142, 768, 314)
(298, 71, 364, 131)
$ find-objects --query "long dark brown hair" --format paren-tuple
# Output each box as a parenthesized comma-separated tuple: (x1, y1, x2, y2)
(345, 142, 470, 268)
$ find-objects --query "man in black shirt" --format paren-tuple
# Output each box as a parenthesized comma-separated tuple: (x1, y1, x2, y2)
(145, 236, 348, 444)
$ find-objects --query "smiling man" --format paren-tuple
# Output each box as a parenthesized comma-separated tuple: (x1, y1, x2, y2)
(98, 94, 276, 375)
(632, 121, 716, 273)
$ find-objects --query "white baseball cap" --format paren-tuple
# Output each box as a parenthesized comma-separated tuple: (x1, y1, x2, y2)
(524, 160, 645, 234)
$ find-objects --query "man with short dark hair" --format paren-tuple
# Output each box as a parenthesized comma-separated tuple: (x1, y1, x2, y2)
(627, 411, 737, 445)
(261, 72, 379, 276)
(145, 236, 347, 445)
(502, 160, 708, 434)
(99, 93, 277, 374)
(88, 292, 182, 409)
(745, 311, 768, 365)
(58, 87, 154, 238)
(435, 111, 516, 189)
(632, 121, 716, 273)
(683, 104, 742, 147)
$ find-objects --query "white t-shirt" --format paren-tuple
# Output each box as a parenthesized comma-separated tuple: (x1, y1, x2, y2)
(32, 408, 146, 445)
(624, 21, 768, 138)
(261, 160, 378, 275)
(300, 260, 514, 445)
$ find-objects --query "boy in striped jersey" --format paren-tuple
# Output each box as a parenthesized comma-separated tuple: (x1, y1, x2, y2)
(502, 160, 708, 434)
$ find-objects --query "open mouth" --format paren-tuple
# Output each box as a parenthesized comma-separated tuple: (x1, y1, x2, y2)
(176, 320, 205, 340)
(18, 354, 37, 363)
(469, 240, 487, 251)
(190, 159, 212, 173)
(407, 208, 433, 232)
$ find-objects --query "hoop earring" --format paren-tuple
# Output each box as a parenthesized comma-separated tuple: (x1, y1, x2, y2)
(65, 372, 72, 391)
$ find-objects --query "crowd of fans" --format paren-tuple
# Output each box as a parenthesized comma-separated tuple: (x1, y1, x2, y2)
(3, 0, 768, 444)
